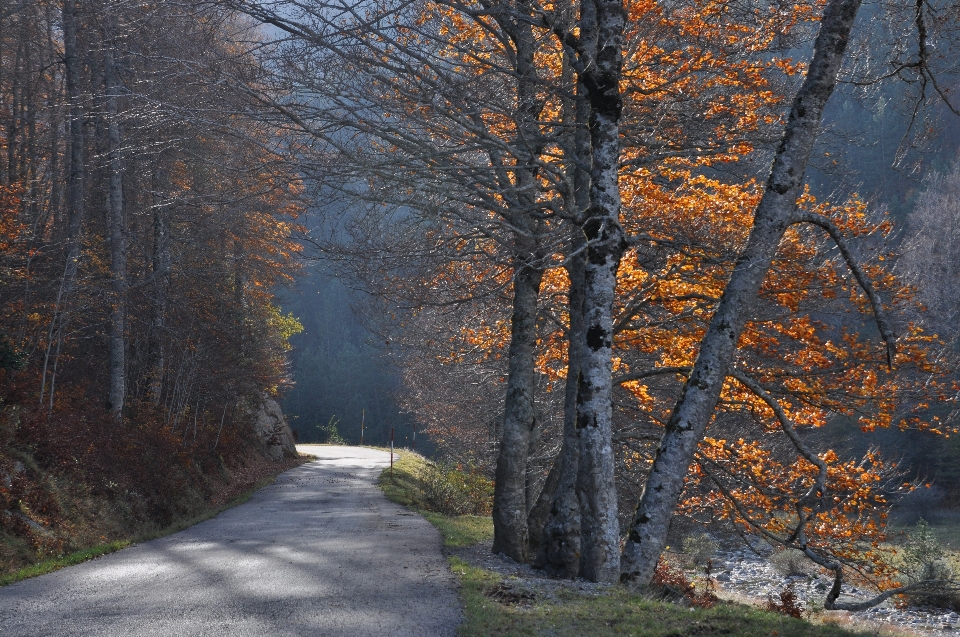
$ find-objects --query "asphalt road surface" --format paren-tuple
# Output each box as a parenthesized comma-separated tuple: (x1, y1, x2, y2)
(0, 446, 461, 637)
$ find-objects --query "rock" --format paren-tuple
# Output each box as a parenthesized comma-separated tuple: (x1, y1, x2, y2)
(249, 397, 297, 461)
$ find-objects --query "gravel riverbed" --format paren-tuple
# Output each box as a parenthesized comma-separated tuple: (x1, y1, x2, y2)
(715, 549, 959, 635)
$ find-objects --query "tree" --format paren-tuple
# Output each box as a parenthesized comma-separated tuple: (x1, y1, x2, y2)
(620, 0, 958, 599)
(224, 0, 589, 562)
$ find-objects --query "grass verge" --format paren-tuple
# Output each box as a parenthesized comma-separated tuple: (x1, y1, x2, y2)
(378, 450, 493, 547)
(1, 455, 309, 587)
(379, 452, 873, 637)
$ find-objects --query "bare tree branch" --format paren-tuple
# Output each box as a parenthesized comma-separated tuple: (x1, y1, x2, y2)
(792, 211, 896, 368)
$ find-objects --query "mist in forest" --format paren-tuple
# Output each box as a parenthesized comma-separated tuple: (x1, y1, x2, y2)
(279, 269, 426, 451)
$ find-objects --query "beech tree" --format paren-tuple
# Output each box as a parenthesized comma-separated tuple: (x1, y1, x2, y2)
(219, 0, 959, 598)
(223, 0, 597, 563)
(620, 0, 960, 599)
(225, 0, 780, 577)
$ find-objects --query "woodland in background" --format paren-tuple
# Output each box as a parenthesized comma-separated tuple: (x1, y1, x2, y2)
(0, 0, 303, 573)
(279, 269, 423, 449)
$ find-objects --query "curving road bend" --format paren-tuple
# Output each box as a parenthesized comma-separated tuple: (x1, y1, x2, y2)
(0, 446, 461, 637)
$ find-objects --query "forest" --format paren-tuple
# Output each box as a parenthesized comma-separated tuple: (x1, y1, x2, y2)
(2, 0, 960, 615)
(0, 0, 305, 573)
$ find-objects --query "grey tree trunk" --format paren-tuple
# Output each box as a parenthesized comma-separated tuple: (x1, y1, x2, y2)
(490, 5, 548, 563)
(526, 446, 563, 558)
(40, 0, 85, 408)
(620, 0, 864, 587)
(530, 66, 591, 575)
(572, 0, 627, 584)
(532, 244, 585, 577)
(63, 0, 83, 256)
(524, 416, 542, 514)
(104, 41, 127, 420)
(492, 241, 544, 561)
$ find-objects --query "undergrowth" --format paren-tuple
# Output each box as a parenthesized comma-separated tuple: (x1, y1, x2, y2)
(378, 450, 493, 546)
(452, 557, 869, 637)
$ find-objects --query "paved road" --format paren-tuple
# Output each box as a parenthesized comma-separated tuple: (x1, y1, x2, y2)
(0, 446, 461, 637)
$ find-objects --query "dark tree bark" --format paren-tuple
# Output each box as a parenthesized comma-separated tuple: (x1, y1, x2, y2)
(63, 0, 84, 257)
(492, 245, 544, 560)
(530, 65, 591, 575)
(620, 0, 865, 587)
(40, 0, 85, 408)
(147, 160, 170, 405)
(532, 242, 585, 577)
(104, 38, 127, 419)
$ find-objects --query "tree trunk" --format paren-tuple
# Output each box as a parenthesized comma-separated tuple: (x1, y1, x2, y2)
(530, 63, 591, 574)
(147, 160, 170, 405)
(104, 40, 127, 420)
(532, 243, 585, 577)
(40, 0, 85, 408)
(63, 0, 83, 258)
(524, 415, 542, 514)
(620, 0, 864, 587)
(492, 248, 544, 561)
(490, 5, 548, 563)
(572, 0, 627, 584)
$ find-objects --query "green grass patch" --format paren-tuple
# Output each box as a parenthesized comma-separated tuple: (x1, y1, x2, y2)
(423, 512, 493, 548)
(379, 451, 431, 509)
(378, 451, 494, 547)
(451, 557, 871, 637)
(0, 540, 131, 587)
(1, 468, 286, 587)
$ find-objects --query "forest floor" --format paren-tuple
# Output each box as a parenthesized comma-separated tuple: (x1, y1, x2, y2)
(380, 450, 947, 637)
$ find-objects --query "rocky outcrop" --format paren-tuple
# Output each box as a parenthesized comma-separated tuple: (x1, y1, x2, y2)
(250, 397, 297, 461)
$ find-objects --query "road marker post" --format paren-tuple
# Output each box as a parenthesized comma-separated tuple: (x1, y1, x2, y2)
(390, 427, 394, 477)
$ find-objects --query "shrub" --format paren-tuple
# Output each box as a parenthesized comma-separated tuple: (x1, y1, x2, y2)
(317, 416, 346, 445)
(770, 548, 813, 577)
(421, 461, 492, 516)
(898, 519, 960, 610)
(765, 583, 805, 618)
(651, 558, 718, 608)
(682, 532, 719, 566)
